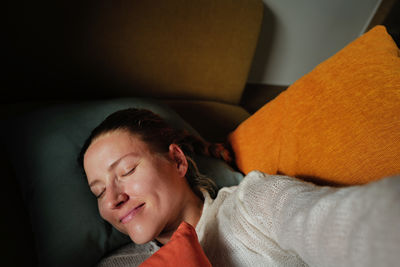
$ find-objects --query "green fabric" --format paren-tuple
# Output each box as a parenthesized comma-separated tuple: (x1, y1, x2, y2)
(2, 97, 243, 267)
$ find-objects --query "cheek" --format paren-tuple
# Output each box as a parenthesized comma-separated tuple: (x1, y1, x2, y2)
(98, 204, 110, 221)
(98, 203, 114, 224)
(128, 179, 146, 194)
(99, 205, 128, 234)
(125, 170, 158, 196)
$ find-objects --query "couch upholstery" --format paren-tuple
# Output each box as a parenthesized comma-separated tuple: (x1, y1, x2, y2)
(4, 0, 263, 141)
(2, 0, 263, 266)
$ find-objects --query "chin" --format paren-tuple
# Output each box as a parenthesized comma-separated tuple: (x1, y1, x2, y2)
(129, 232, 155, 244)
(127, 224, 158, 244)
(112, 225, 150, 244)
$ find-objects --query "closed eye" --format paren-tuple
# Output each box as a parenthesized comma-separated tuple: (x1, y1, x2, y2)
(96, 189, 105, 199)
(122, 167, 136, 177)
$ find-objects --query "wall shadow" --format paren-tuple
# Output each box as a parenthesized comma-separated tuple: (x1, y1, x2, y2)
(247, 2, 276, 83)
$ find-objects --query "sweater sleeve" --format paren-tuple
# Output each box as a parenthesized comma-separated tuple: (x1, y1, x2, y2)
(238, 171, 400, 267)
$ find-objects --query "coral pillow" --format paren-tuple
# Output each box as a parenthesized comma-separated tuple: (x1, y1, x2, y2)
(139, 222, 211, 267)
(229, 25, 400, 186)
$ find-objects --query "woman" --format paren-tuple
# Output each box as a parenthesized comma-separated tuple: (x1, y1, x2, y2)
(79, 108, 400, 266)
(79, 108, 222, 245)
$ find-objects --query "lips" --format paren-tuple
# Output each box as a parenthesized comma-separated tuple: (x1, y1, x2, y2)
(120, 203, 145, 224)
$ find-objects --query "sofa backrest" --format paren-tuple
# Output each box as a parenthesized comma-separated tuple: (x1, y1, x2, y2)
(5, 0, 263, 104)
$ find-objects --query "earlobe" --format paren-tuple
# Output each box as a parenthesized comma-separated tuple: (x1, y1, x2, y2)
(169, 144, 188, 177)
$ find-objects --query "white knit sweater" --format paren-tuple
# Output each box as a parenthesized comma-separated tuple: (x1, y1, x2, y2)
(97, 171, 400, 267)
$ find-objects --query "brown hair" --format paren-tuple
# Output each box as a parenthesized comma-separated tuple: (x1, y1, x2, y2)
(78, 108, 234, 199)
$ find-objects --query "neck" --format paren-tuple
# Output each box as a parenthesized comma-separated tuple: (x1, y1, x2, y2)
(156, 190, 204, 244)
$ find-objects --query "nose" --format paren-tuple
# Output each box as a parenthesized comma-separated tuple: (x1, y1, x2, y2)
(105, 184, 130, 210)
(113, 192, 129, 209)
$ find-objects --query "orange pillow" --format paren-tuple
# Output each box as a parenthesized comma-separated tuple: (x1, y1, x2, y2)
(139, 222, 211, 267)
(229, 25, 400, 186)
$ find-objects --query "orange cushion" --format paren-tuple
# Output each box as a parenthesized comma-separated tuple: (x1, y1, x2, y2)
(139, 222, 211, 267)
(229, 25, 400, 186)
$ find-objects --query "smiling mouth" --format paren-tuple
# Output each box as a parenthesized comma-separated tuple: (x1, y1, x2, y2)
(120, 203, 145, 224)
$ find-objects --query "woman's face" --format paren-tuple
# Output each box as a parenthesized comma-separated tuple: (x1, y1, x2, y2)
(83, 130, 201, 244)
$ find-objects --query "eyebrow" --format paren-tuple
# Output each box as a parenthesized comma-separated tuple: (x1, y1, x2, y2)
(108, 152, 139, 172)
(88, 152, 139, 188)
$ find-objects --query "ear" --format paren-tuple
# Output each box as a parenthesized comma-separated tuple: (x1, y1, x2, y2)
(168, 144, 188, 177)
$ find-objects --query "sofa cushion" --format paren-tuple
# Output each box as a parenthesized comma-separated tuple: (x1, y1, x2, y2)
(163, 100, 250, 142)
(229, 25, 400, 186)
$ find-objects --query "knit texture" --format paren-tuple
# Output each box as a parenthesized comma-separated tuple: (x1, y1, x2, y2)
(96, 242, 159, 267)
(196, 171, 400, 267)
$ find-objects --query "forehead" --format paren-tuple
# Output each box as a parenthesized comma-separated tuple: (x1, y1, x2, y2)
(84, 130, 149, 168)
(91, 130, 145, 151)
